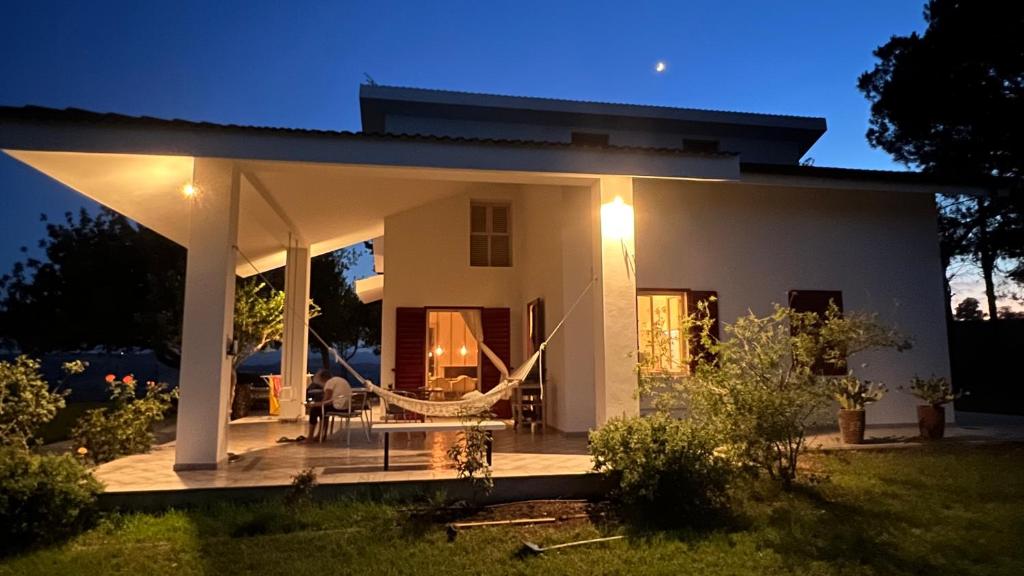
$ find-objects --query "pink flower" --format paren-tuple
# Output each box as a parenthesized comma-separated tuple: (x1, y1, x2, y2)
(122, 374, 135, 385)
(105, 374, 116, 383)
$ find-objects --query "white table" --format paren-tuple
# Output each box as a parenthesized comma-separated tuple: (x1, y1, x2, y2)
(372, 420, 507, 471)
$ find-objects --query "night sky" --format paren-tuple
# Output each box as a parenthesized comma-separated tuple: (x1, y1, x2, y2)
(0, 1, 928, 284)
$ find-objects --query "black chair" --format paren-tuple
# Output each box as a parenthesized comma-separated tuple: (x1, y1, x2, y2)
(322, 391, 371, 445)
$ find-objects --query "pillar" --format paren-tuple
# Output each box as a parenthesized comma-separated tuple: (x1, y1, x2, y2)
(174, 158, 240, 470)
(279, 236, 311, 420)
(592, 176, 640, 425)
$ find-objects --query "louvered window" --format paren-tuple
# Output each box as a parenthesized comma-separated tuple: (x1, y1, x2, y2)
(470, 202, 512, 267)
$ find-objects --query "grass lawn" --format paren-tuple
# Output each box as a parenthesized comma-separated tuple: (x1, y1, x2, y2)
(3, 443, 1023, 575)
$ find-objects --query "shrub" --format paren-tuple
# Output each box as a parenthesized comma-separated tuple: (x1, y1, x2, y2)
(71, 374, 177, 464)
(0, 356, 80, 449)
(447, 419, 495, 495)
(0, 446, 103, 552)
(643, 302, 908, 487)
(589, 414, 731, 525)
(286, 468, 318, 505)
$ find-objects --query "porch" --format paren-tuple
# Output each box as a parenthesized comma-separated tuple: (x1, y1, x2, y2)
(93, 413, 592, 493)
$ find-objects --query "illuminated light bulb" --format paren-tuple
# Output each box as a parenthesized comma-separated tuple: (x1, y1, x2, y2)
(182, 183, 196, 198)
(434, 346, 444, 357)
(601, 195, 634, 239)
(459, 345, 468, 357)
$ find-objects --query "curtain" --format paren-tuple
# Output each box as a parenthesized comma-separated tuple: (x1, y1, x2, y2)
(460, 309, 509, 378)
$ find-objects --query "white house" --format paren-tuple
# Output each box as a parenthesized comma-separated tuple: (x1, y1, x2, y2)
(0, 85, 975, 471)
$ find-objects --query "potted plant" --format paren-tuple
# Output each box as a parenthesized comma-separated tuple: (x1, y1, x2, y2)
(832, 375, 886, 444)
(904, 376, 962, 440)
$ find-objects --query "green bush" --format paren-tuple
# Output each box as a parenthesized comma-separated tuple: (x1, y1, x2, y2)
(0, 356, 76, 449)
(71, 374, 176, 464)
(0, 446, 103, 552)
(642, 302, 908, 487)
(589, 414, 731, 525)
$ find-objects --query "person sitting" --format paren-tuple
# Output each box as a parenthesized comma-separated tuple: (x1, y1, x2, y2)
(306, 368, 352, 441)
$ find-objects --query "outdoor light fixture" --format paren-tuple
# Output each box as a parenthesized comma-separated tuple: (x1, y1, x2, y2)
(601, 195, 634, 240)
(182, 182, 197, 198)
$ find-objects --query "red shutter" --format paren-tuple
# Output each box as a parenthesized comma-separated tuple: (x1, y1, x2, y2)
(688, 290, 719, 371)
(394, 307, 426, 391)
(481, 307, 512, 418)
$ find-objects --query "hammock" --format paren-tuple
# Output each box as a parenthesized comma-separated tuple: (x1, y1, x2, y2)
(235, 245, 594, 418)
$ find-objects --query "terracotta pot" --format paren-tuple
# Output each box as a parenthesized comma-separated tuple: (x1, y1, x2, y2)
(838, 409, 866, 444)
(917, 405, 945, 440)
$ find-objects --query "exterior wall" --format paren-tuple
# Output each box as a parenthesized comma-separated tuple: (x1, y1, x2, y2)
(380, 182, 598, 432)
(380, 184, 521, 390)
(634, 179, 952, 424)
(385, 115, 805, 164)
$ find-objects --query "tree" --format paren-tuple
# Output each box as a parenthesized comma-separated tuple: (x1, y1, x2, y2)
(1, 210, 381, 375)
(954, 297, 985, 321)
(858, 0, 1024, 320)
(0, 208, 185, 364)
(307, 250, 380, 367)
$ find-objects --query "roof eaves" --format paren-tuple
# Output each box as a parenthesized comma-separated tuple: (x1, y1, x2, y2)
(0, 105, 738, 159)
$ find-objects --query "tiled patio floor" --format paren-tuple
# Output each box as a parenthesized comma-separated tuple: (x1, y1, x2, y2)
(93, 412, 592, 493)
(93, 408, 1024, 494)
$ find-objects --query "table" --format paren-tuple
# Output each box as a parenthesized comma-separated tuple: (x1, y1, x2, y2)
(372, 420, 507, 471)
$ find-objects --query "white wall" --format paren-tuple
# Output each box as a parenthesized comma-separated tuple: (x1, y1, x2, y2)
(379, 182, 598, 432)
(634, 179, 952, 424)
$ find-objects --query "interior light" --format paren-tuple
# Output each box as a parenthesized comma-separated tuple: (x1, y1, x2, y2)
(459, 344, 468, 357)
(182, 183, 197, 198)
(434, 345, 444, 357)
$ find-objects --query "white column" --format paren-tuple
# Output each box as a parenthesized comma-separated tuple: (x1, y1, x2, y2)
(174, 159, 240, 471)
(592, 176, 640, 425)
(279, 236, 311, 420)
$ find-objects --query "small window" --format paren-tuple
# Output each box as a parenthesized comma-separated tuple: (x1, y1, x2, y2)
(636, 290, 718, 374)
(682, 138, 720, 153)
(470, 202, 512, 267)
(789, 290, 845, 375)
(571, 132, 610, 147)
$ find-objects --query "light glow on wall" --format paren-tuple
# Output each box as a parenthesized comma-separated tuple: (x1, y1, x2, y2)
(182, 182, 197, 198)
(601, 195, 634, 239)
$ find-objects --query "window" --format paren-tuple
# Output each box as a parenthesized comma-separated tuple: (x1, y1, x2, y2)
(682, 138, 720, 153)
(470, 202, 512, 267)
(636, 290, 718, 374)
(571, 131, 610, 147)
(788, 290, 845, 375)
(637, 292, 689, 373)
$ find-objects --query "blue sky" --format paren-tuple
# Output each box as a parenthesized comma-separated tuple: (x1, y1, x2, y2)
(0, 0, 928, 280)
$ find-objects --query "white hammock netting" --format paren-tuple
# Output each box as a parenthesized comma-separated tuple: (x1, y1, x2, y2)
(323, 279, 593, 418)
(330, 346, 542, 418)
(235, 244, 593, 419)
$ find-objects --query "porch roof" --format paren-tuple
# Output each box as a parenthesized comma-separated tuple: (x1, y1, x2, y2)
(0, 105, 743, 274)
